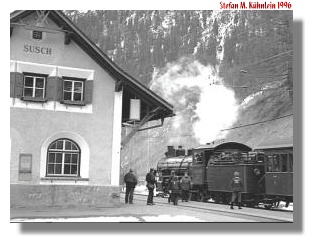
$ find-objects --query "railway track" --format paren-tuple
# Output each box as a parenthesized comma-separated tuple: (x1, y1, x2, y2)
(128, 193, 293, 222)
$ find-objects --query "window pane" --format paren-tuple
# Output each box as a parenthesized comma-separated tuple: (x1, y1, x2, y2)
(24, 77, 34, 87)
(48, 153, 55, 163)
(65, 141, 71, 151)
(64, 81, 73, 91)
(289, 154, 293, 172)
(71, 165, 78, 175)
(71, 154, 78, 164)
(56, 153, 62, 163)
(64, 164, 71, 174)
(56, 140, 63, 150)
(50, 142, 57, 150)
(71, 143, 78, 151)
(24, 88, 33, 97)
(35, 89, 44, 98)
(281, 154, 288, 172)
(55, 164, 62, 174)
(63, 92, 72, 101)
(73, 93, 82, 101)
(64, 153, 71, 163)
(267, 155, 273, 172)
(47, 164, 54, 174)
(194, 152, 203, 163)
(74, 82, 83, 92)
(35, 77, 45, 88)
(273, 154, 280, 172)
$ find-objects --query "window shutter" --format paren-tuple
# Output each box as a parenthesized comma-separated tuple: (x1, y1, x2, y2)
(46, 77, 55, 101)
(84, 80, 93, 104)
(14, 72, 24, 98)
(46, 77, 63, 101)
(56, 77, 63, 102)
(10, 72, 15, 98)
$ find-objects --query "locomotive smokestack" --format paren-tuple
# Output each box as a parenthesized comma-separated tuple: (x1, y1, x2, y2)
(166, 146, 176, 158)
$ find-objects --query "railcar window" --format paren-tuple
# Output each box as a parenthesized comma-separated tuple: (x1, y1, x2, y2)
(281, 154, 288, 172)
(273, 154, 280, 172)
(257, 153, 265, 162)
(267, 155, 273, 172)
(289, 154, 293, 172)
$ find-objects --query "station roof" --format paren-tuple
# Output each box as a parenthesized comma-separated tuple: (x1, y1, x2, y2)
(10, 10, 174, 121)
(254, 137, 293, 150)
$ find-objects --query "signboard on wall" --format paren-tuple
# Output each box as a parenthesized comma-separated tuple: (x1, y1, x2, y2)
(19, 154, 32, 173)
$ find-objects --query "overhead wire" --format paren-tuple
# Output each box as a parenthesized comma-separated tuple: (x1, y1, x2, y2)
(220, 114, 293, 131)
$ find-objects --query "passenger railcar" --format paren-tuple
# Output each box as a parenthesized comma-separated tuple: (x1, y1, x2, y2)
(255, 138, 293, 209)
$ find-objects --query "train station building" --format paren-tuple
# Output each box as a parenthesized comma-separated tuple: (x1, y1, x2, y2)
(10, 10, 173, 208)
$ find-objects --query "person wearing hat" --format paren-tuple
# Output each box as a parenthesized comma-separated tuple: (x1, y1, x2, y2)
(229, 171, 244, 209)
(146, 168, 156, 205)
(124, 168, 138, 204)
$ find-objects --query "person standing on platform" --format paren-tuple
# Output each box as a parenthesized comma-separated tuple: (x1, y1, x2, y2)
(180, 171, 191, 202)
(229, 171, 244, 209)
(124, 168, 138, 204)
(168, 171, 180, 205)
(146, 168, 156, 205)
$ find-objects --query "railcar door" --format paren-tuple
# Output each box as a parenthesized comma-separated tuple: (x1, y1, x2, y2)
(265, 150, 293, 198)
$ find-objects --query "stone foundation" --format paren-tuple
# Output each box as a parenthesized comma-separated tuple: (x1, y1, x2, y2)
(10, 184, 121, 209)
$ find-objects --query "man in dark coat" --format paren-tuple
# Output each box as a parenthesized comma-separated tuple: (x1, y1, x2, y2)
(124, 168, 138, 204)
(180, 171, 191, 202)
(168, 170, 180, 205)
(229, 171, 244, 209)
(146, 168, 156, 205)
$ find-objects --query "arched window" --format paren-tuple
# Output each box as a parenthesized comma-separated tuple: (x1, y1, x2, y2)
(47, 139, 80, 177)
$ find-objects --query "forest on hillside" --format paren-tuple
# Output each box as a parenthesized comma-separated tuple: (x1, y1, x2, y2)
(65, 10, 293, 176)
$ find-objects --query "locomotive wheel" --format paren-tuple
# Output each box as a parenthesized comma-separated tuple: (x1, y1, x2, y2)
(264, 204, 273, 210)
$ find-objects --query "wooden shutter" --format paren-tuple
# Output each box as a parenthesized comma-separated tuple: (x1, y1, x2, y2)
(46, 76, 63, 101)
(56, 77, 63, 102)
(14, 72, 24, 98)
(10, 72, 15, 98)
(84, 80, 93, 104)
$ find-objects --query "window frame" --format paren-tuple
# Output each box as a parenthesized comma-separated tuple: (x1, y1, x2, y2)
(46, 138, 81, 177)
(22, 72, 48, 102)
(265, 152, 293, 173)
(61, 77, 85, 106)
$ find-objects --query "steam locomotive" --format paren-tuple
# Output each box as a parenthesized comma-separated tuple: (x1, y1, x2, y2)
(156, 139, 293, 209)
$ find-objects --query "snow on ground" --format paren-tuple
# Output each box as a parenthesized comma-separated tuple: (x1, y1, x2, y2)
(132, 186, 293, 211)
(12, 215, 203, 222)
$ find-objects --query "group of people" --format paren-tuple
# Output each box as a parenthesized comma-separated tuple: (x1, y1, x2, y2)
(145, 168, 193, 206)
(167, 170, 192, 205)
(123, 168, 192, 206)
(124, 167, 244, 210)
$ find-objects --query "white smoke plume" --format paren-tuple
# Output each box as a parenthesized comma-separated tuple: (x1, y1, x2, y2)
(150, 57, 238, 144)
